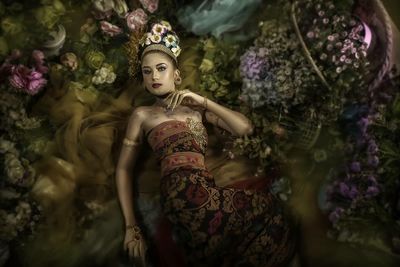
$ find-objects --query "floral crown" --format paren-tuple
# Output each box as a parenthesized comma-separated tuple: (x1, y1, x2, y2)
(139, 21, 181, 64)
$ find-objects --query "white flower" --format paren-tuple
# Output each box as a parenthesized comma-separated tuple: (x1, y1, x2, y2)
(105, 72, 116, 83)
(98, 67, 109, 79)
(150, 33, 162, 43)
(145, 37, 151, 45)
(163, 34, 176, 47)
(160, 20, 172, 30)
(92, 75, 105, 85)
(92, 66, 116, 84)
(151, 23, 167, 35)
(171, 46, 181, 57)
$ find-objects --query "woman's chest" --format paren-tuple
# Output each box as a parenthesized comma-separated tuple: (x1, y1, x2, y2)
(142, 106, 202, 134)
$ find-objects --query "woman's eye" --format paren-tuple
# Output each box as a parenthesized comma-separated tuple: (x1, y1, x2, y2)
(142, 69, 151, 75)
(158, 66, 166, 71)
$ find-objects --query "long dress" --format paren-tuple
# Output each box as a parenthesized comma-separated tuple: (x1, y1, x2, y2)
(146, 118, 295, 267)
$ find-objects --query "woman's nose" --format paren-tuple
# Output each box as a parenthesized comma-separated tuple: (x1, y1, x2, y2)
(152, 71, 159, 80)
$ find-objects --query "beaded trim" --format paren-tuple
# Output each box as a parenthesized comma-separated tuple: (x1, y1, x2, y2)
(185, 117, 207, 151)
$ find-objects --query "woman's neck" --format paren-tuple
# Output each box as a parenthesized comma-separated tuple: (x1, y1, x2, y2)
(154, 90, 174, 107)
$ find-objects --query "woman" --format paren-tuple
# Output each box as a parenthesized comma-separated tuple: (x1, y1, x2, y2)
(116, 21, 295, 267)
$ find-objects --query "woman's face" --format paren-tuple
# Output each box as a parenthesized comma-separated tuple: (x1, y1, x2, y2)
(141, 51, 178, 97)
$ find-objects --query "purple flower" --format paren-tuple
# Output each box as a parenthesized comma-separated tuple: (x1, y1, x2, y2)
(349, 161, 361, 173)
(240, 47, 271, 80)
(365, 186, 379, 198)
(329, 207, 344, 224)
(9, 65, 47, 95)
(357, 117, 369, 135)
(367, 175, 377, 185)
(32, 50, 48, 74)
(339, 182, 358, 199)
(367, 155, 379, 167)
(367, 140, 378, 155)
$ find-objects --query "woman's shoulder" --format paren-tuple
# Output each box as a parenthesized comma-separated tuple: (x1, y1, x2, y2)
(127, 106, 154, 126)
(131, 105, 156, 117)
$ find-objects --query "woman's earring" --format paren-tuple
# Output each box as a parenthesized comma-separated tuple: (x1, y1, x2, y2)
(174, 76, 182, 85)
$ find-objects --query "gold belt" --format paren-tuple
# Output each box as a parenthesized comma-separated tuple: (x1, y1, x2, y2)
(161, 151, 205, 176)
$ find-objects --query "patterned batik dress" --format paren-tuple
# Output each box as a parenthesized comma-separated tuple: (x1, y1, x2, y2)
(146, 118, 295, 267)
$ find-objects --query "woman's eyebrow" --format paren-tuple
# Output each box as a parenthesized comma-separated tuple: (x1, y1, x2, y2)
(142, 63, 167, 68)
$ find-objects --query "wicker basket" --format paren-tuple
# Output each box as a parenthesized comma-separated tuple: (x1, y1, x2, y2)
(291, 0, 397, 92)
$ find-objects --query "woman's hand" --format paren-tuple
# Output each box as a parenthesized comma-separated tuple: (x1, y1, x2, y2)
(166, 89, 204, 111)
(124, 226, 147, 266)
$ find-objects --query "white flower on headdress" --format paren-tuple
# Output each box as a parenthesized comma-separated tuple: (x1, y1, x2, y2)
(160, 20, 172, 31)
(141, 32, 152, 45)
(151, 23, 167, 35)
(150, 33, 162, 43)
(163, 34, 177, 47)
(145, 37, 152, 45)
(171, 46, 181, 57)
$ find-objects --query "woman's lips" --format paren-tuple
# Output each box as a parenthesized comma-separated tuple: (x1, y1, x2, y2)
(152, 83, 162, 88)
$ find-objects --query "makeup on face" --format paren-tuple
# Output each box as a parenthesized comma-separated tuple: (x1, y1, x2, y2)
(141, 52, 176, 97)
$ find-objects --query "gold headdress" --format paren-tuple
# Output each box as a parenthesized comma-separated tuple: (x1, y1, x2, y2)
(124, 20, 181, 77)
(140, 21, 181, 63)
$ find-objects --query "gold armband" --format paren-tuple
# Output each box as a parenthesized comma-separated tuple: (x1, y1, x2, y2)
(202, 96, 208, 109)
(123, 138, 140, 147)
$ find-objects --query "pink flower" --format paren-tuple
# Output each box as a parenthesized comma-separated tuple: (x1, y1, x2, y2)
(126, 8, 148, 32)
(9, 65, 47, 95)
(32, 50, 49, 74)
(139, 0, 158, 13)
(100, 21, 123, 37)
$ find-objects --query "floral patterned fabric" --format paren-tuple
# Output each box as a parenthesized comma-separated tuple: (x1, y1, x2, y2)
(147, 119, 295, 266)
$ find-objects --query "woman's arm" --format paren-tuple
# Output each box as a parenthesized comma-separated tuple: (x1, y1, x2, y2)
(167, 90, 253, 136)
(197, 96, 254, 137)
(115, 107, 145, 226)
(116, 107, 148, 263)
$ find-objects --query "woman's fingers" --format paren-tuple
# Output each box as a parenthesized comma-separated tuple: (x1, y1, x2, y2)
(128, 243, 135, 259)
(176, 93, 186, 107)
(170, 91, 181, 110)
(167, 92, 178, 109)
(166, 90, 194, 110)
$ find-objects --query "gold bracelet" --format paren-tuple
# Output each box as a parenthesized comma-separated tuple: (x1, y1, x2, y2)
(126, 225, 142, 241)
(203, 96, 208, 109)
(123, 138, 140, 147)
